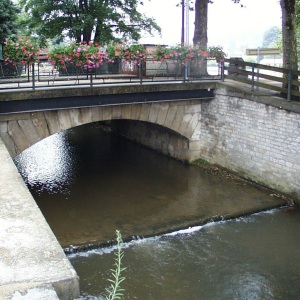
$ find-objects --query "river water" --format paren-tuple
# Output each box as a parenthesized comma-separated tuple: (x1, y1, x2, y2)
(14, 122, 299, 299)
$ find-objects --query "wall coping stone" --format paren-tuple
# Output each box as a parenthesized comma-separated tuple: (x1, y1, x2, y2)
(217, 81, 300, 114)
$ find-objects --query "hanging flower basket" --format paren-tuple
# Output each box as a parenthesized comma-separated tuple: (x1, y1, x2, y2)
(152, 44, 226, 64)
(48, 42, 109, 72)
(3, 36, 40, 66)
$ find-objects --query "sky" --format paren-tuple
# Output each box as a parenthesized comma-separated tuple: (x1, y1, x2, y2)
(138, 0, 282, 56)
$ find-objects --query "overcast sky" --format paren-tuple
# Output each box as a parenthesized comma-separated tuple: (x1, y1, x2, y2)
(139, 0, 281, 54)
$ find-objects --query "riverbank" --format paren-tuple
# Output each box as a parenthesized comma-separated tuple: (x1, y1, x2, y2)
(0, 138, 80, 299)
(192, 159, 296, 206)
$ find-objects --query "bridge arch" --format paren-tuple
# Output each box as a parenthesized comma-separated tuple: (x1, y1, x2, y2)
(0, 100, 203, 161)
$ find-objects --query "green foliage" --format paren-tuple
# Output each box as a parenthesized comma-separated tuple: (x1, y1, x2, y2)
(48, 42, 109, 70)
(152, 44, 226, 64)
(121, 43, 147, 64)
(105, 230, 126, 300)
(18, 0, 161, 44)
(106, 41, 122, 61)
(0, 0, 20, 42)
(47, 41, 226, 70)
(105, 41, 147, 63)
(3, 36, 40, 65)
(262, 26, 281, 48)
(193, 158, 209, 165)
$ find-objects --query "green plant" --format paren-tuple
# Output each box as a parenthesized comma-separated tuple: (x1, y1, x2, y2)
(3, 36, 40, 65)
(106, 41, 122, 61)
(152, 45, 173, 61)
(207, 46, 226, 61)
(105, 230, 126, 300)
(48, 42, 109, 70)
(121, 43, 147, 65)
(152, 43, 226, 65)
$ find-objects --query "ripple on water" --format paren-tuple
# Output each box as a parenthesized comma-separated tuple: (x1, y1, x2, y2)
(14, 131, 77, 195)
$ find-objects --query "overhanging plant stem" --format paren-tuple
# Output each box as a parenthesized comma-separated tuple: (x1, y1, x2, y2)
(105, 230, 126, 300)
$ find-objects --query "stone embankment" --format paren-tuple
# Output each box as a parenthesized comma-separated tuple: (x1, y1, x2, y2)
(0, 138, 79, 299)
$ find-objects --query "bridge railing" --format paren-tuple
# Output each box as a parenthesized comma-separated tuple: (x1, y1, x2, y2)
(0, 58, 221, 91)
(221, 58, 300, 101)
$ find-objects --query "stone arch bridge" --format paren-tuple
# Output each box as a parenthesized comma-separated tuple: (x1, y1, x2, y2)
(1, 81, 299, 200)
(0, 82, 216, 161)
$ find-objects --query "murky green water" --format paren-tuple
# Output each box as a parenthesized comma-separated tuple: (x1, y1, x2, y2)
(13, 122, 299, 299)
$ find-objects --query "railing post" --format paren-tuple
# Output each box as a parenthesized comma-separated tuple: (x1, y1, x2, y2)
(139, 61, 143, 85)
(89, 69, 93, 87)
(221, 60, 225, 81)
(32, 64, 35, 91)
(287, 69, 292, 101)
(251, 64, 255, 91)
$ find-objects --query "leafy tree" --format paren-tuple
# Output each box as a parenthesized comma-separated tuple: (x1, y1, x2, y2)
(262, 26, 281, 48)
(0, 0, 20, 42)
(18, 0, 161, 44)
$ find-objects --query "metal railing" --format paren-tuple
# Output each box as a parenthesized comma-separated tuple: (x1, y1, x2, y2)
(0, 59, 221, 91)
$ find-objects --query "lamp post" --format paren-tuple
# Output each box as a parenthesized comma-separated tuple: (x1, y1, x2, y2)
(181, 0, 190, 81)
(181, 0, 185, 45)
(185, 0, 190, 45)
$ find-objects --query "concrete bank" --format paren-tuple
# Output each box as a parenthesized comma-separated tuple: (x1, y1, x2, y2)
(0, 138, 79, 299)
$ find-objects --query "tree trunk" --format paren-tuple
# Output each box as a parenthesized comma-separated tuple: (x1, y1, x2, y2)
(280, 0, 298, 98)
(192, 0, 208, 76)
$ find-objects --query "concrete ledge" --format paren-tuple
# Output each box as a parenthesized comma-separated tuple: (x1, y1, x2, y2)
(217, 80, 300, 114)
(0, 81, 218, 102)
(0, 138, 79, 299)
(11, 285, 59, 299)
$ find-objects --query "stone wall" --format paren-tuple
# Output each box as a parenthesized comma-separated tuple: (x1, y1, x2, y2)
(198, 86, 300, 201)
(0, 138, 79, 299)
(0, 100, 203, 161)
(110, 120, 190, 160)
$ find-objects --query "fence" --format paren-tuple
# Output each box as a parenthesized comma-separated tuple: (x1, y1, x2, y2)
(222, 58, 300, 101)
(0, 58, 221, 91)
(1, 57, 299, 102)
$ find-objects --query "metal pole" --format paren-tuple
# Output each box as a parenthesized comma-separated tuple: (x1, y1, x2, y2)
(139, 61, 143, 85)
(185, 0, 190, 80)
(251, 64, 255, 91)
(221, 60, 225, 82)
(32, 64, 35, 90)
(185, 0, 189, 45)
(256, 47, 260, 91)
(89, 69, 93, 87)
(181, 0, 185, 45)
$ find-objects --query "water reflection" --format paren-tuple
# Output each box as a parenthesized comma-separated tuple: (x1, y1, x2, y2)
(14, 131, 76, 195)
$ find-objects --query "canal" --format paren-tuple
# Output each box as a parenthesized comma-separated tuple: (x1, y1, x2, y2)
(14, 122, 299, 299)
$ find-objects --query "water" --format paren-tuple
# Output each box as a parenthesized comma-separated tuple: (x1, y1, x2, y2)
(70, 209, 300, 300)
(14, 123, 285, 249)
(13, 122, 299, 299)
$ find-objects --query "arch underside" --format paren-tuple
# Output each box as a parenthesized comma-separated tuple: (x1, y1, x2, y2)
(0, 100, 202, 161)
